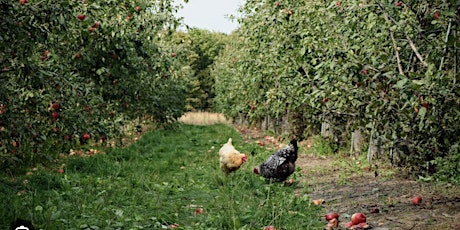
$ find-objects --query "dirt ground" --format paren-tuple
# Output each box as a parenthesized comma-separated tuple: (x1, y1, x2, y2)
(235, 125, 460, 230)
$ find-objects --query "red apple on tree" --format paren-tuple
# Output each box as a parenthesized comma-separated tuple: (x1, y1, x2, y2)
(51, 112, 60, 119)
(275, 1, 280, 7)
(336, 1, 341, 7)
(52, 102, 60, 110)
(433, 10, 440, 19)
(20, 0, 27, 5)
(77, 14, 86, 21)
(92, 21, 100, 28)
(82, 133, 91, 141)
(395, 2, 402, 7)
(84, 104, 92, 112)
(135, 6, 141, 11)
(171, 52, 176, 57)
(41, 50, 50, 61)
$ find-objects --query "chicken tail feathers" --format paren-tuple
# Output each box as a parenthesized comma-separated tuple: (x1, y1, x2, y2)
(227, 138, 233, 145)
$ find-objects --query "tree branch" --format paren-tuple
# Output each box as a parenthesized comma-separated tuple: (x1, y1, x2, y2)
(389, 30, 404, 75)
(376, 1, 428, 68)
(439, 18, 452, 71)
(405, 34, 428, 67)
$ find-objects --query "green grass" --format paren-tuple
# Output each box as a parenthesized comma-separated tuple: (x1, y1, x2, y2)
(1, 124, 323, 229)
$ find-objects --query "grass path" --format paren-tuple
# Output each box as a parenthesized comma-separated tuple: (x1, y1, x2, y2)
(1, 124, 323, 229)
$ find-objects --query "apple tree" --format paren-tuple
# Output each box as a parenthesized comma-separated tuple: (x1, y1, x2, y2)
(0, 0, 188, 169)
(213, 0, 459, 180)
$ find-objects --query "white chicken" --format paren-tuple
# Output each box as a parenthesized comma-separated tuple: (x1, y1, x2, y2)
(218, 138, 247, 175)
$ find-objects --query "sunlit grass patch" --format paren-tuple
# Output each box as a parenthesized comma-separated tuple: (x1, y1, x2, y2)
(178, 112, 232, 125)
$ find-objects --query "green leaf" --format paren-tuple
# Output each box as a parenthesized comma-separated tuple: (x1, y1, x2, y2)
(35, 205, 43, 212)
(96, 67, 107, 75)
(418, 106, 427, 119)
(394, 78, 408, 89)
(299, 47, 306, 56)
(412, 79, 425, 85)
(58, 14, 65, 25)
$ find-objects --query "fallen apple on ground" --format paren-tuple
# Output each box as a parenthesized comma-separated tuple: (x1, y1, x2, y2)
(325, 212, 339, 221)
(412, 195, 422, 205)
(351, 212, 366, 225)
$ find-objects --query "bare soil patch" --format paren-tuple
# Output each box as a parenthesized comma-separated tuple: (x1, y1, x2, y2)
(235, 125, 460, 230)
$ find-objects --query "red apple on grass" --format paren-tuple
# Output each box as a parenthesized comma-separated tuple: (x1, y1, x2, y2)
(194, 207, 204, 215)
(412, 195, 422, 205)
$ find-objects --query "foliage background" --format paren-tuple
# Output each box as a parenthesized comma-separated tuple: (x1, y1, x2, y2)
(212, 0, 460, 180)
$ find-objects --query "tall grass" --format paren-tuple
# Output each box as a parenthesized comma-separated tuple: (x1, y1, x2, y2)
(1, 124, 322, 229)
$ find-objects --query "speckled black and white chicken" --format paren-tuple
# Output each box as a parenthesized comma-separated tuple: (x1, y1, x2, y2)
(253, 139, 298, 182)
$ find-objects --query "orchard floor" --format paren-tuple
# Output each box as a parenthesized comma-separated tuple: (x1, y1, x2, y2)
(235, 125, 460, 230)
